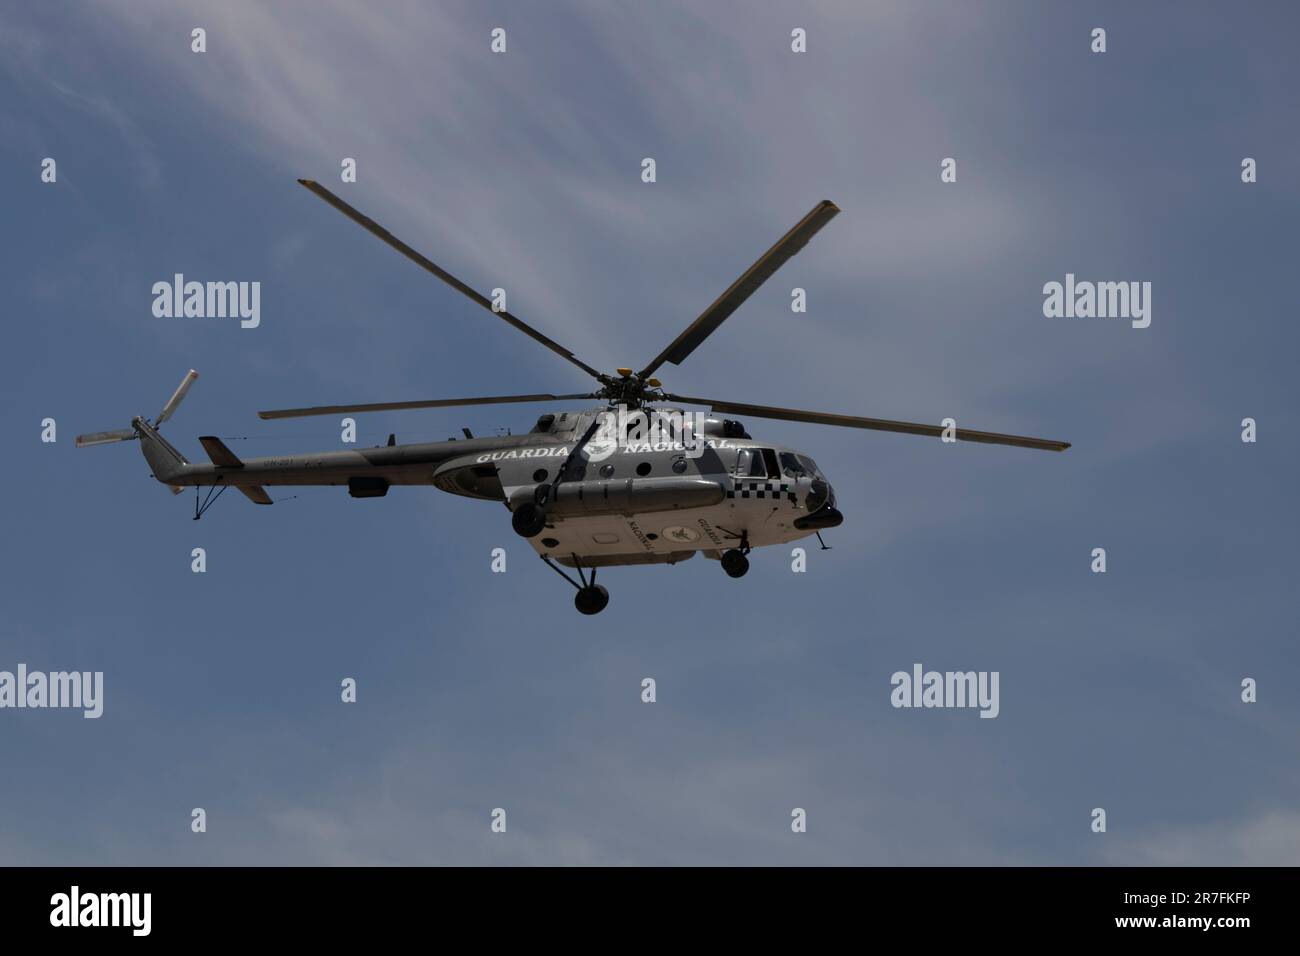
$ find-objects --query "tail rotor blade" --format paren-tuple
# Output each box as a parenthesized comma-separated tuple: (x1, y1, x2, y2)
(75, 428, 137, 448)
(156, 369, 199, 425)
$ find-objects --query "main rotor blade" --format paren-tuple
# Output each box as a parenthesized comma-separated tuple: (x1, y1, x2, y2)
(664, 395, 1071, 452)
(258, 392, 595, 421)
(639, 200, 840, 378)
(297, 179, 604, 380)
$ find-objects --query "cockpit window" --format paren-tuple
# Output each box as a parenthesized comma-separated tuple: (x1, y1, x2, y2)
(780, 452, 824, 480)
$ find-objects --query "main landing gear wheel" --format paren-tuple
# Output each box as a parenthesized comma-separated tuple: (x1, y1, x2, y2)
(540, 552, 610, 615)
(575, 584, 610, 615)
(721, 549, 749, 578)
(511, 501, 547, 538)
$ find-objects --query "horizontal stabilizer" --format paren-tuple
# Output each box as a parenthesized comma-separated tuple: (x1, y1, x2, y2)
(199, 436, 244, 468)
(237, 485, 273, 505)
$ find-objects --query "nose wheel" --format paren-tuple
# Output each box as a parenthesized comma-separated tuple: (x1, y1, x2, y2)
(721, 549, 749, 578)
(720, 530, 752, 578)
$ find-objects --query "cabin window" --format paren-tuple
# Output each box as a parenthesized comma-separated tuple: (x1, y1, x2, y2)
(735, 448, 776, 478)
(599, 463, 615, 478)
(636, 461, 652, 476)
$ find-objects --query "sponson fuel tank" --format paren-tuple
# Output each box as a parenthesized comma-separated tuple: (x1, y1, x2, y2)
(508, 477, 726, 517)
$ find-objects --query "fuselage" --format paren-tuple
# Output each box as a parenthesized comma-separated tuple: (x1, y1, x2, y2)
(144, 407, 842, 567)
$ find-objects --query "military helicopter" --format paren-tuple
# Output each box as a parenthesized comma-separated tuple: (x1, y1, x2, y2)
(77, 180, 1069, 614)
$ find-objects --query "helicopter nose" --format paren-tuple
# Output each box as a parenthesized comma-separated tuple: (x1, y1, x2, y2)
(795, 480, 842, 530)
(805, 478, 830, 513)
(795, 503, 842, 530)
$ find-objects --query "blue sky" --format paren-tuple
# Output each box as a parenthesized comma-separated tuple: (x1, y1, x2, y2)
(1, 0, 1297, 864)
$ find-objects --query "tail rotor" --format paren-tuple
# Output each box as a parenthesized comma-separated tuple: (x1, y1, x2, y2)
(74, 369, 199, 448)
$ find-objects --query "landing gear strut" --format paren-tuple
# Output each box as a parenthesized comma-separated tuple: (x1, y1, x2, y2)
(542, 553, 610, 615)
(721, 530, 751, 579)
(193, 480, 228, 520)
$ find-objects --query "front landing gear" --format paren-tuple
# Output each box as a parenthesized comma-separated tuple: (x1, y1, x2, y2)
(542, 553, 610, 615)
(721, 549, 749, 578)
(721, 530, 752, 579)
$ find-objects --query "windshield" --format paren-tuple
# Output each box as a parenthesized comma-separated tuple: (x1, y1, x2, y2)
(780, 452, 824, 480)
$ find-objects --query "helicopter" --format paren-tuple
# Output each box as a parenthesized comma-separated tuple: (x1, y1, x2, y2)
(77, 179, 1069, 614)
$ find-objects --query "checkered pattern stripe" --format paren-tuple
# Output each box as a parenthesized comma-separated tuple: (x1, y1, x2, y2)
(727, 480, 798, 503)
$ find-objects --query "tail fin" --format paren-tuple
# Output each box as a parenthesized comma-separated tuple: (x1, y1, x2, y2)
(134, 417, 190, 483)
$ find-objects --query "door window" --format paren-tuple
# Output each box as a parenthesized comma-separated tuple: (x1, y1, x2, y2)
(736, 448, 778, 478)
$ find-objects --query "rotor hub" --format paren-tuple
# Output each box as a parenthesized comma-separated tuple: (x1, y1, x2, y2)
(595, 374, 666, 409)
